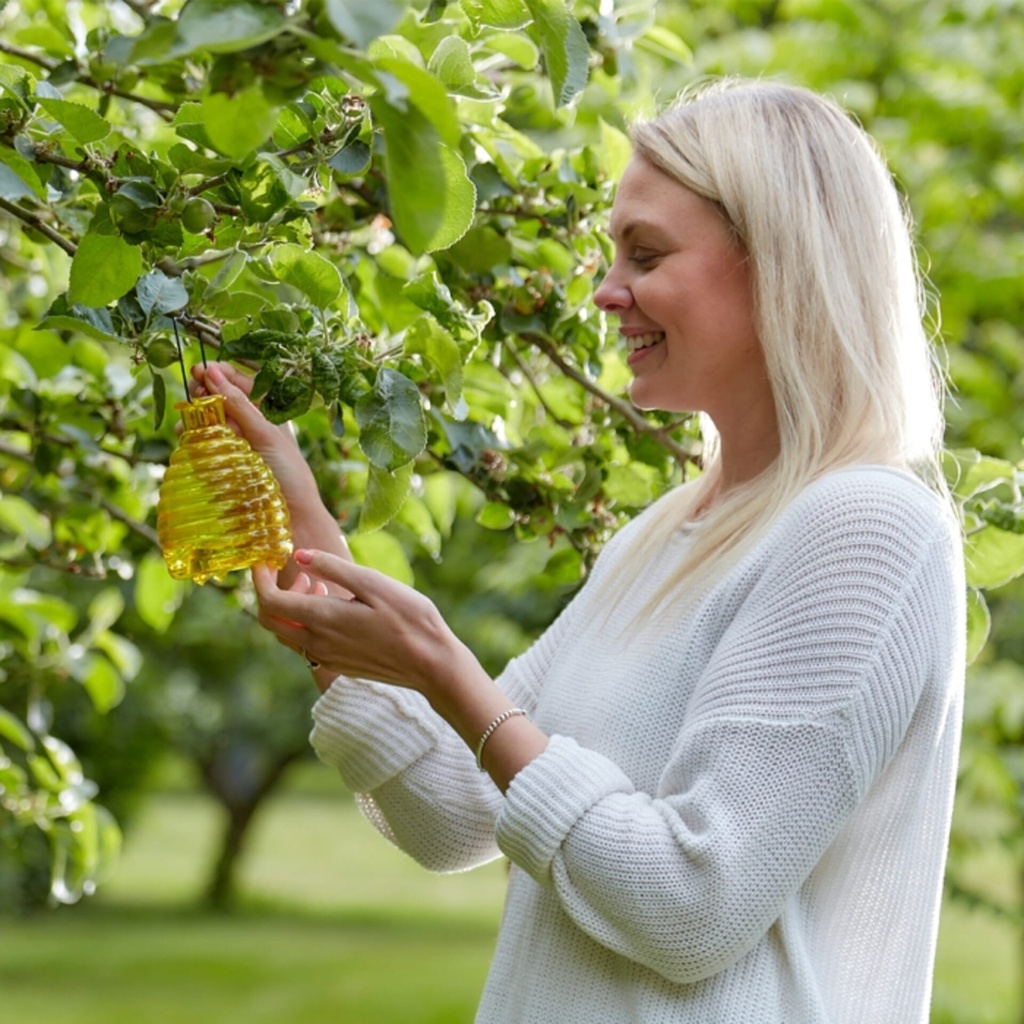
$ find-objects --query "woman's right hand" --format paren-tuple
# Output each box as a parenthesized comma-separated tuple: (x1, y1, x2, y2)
(190, 362, 315, 505)
(190, 362, 355, 592)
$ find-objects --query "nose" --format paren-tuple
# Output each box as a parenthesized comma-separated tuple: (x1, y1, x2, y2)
(593, 262, 633, 313)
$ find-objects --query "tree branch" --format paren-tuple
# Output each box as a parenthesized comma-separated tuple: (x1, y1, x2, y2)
(499, 335, 575, 429)
(0, 197, 78, 255)
(0, 40, 58, 72)
(100, 498, 159, 547)
(0, 41, 178, 120)
(522, 333, 702, 465)
(0, 439, 160, 545)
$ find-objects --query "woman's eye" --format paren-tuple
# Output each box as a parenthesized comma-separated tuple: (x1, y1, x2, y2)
(629, 251, 658, 266)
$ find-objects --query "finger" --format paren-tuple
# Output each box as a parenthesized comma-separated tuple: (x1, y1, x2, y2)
(201, 363, 286, 445)
(293, 549, 384, 604)
(191, 361, 254, 398)
(286, 572, 330, 598)
(252, 575, 309, 637)
(252, 564, 312, 631)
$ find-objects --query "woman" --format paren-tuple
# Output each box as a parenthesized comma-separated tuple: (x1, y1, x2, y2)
(194, 79, 964, 1023)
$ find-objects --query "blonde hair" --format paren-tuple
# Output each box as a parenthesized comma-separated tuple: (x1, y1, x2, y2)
(609, 78, 948, 617)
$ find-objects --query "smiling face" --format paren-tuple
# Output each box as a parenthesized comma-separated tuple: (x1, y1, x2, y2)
(594, 157, 775, 450)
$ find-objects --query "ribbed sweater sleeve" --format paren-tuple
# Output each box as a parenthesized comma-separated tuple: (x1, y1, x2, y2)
(494, 474, 962, 983)
(307, 563, 591, 872)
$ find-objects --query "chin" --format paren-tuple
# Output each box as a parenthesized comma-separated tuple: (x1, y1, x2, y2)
(628, 382, 678, 414)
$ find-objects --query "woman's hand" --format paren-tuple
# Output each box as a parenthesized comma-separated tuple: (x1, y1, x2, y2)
(252, 549, 460, 694)
(190, 362, 318, 509)
(191, 362, 353, 592)
(255, 549, 551, 789)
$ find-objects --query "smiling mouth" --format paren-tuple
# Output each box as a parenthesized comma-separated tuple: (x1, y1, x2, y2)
(624, 331, 665, 355)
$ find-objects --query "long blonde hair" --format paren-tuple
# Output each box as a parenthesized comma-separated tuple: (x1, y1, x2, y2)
(608, 78, 948, 616)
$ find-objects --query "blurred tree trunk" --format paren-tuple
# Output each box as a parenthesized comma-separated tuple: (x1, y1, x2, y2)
(197, 744, 305, 909)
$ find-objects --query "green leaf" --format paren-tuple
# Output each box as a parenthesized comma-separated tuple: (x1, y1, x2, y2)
(0, 494, 52, 548)
(172, 0, 288, 57)
(134, 551, 185, 633)
(0, 156, 43, 201)
(86, 587, 124, 635)
(200, 86, 277, 160)
(372, 56, 462, 148)
(327, 139, 372, 176)
(404, 314, 463, 408)
(360, 462, 414, 532)
(35, 97, 110, 144)
(461, 0, 531, 30)
(354, 368, 428, 470)
(373, 98, 476, 254)
(965, 524, 1024, 590)
(348, 529, 415, 585)
(262, 375, 314, 423)
(522, 0, 589, 107)
(11, 589, 78, 634)
(323, 0, 407, 49)
(954, 452, 1014, 500)
(93, 631, 143, 681)
(152, 368, 166, 431)
(482, 30, 539, 68)
(38, 295, 119, 340)
(136, 269, 189, 315)
(269, 243, 343, 308)
(76, 653, 125, 714)
(307, 348, 339, 401)
(965, 587, 990, 665)
(0, 708, 36, 752)
(543, 546, 583, 585)
(603, 464, 653, 508)
(428, 36, 476, 90)
(598, 118, 633, 180)
(446, 224, 513, 274)
(67, 231, 144, 307)
(635, 24, 693, 64)
(220, 328, 294, 361)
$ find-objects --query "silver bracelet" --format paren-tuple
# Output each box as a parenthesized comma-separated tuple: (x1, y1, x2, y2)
(474, 708, 528, 772)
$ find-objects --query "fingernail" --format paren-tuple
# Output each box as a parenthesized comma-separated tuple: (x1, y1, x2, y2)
(295, 549, 312, 564)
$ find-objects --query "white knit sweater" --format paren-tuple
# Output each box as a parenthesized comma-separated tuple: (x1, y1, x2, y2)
(310, 466, 965, 1023)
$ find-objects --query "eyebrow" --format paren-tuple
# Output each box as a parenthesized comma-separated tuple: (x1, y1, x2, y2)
(609, 217, 669, 244)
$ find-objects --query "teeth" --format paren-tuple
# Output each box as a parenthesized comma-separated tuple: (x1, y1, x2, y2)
(624, 331, 665, 354)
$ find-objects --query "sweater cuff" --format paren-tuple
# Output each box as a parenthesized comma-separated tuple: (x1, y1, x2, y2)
(496, 734, 634, 883)
(309, 677, 443, 793)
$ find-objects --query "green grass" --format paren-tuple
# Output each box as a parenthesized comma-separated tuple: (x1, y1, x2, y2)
(0, 773, 1020, 1023)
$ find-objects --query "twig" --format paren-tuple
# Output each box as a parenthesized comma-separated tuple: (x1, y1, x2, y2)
(0, 440, 158, 546)
(0, 41, 177, 120)
(100, 498, 159, 546)
(522, 332, 702, 465)
(0, 40, 59, 71)
(499, 335, 574, 429)
(176, 311, 224, 352)
(0, 197, 78, 255)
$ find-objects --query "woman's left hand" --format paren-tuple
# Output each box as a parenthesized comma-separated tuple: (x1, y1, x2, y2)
(251, 549, 458, 696)
(256, 550, 551, 789)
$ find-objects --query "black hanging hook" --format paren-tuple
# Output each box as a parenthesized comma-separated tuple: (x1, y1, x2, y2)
(172, 317, 191, 404)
